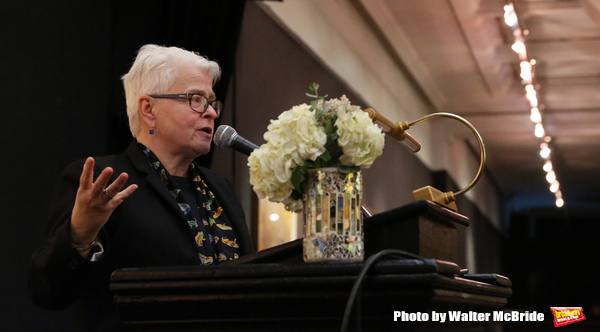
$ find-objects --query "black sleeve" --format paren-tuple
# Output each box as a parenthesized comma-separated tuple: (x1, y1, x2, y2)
(28, 159, 93, 310)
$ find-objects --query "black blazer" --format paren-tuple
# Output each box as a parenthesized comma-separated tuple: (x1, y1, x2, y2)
(30, 141, 253, 319)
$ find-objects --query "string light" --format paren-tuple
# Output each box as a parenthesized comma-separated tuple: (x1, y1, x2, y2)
(556, 196, 564, 208)
(504, 4, 518, 26)
(550, 181, 560, 193)
(511, 41, 526, 54)
(534, 123, 545, 138)
(545, 170, 556, 183)
(530, 107, 541, 123)
(505, 2, 564, 207)
(520, 61, 533, 81)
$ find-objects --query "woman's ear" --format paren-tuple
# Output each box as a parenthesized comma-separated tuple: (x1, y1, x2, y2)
(138, 95, 156, 127)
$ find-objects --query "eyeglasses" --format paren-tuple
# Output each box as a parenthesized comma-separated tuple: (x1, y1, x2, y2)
(149, 93, 222, 118)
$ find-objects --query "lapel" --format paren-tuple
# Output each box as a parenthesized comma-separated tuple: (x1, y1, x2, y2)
(124, 141, 188, 222)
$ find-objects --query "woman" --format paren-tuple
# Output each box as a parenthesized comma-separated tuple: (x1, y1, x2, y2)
(30, 44, 253, 330)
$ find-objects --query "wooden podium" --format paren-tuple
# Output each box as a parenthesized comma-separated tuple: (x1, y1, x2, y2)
(111, 200, 510, 331)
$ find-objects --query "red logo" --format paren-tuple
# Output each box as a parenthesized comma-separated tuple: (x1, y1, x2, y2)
(550, 307, 586, 327)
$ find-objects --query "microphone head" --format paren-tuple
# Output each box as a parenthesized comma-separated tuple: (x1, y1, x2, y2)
(213, 125, 237, 148)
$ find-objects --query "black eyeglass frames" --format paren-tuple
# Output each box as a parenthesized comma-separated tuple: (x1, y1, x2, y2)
(149, 93, 222, 117)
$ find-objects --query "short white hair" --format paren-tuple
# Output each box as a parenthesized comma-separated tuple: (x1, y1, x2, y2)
(121, 44, 221, 137)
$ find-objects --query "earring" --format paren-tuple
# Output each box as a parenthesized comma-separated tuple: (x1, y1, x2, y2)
(149, 129, 155, 135)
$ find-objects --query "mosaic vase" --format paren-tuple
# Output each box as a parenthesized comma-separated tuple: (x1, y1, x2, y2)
(302, 168, 364, 262)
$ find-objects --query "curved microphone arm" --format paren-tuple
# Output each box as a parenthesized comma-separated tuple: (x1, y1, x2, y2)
(365, 109, 487, 212)
(408, 112, 487, 197)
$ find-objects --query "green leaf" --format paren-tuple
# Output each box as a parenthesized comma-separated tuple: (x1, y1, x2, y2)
(311, 100, 323, 116)
(310, 82, 320, 92)
(328, 130, 339, 142)
(324, 119, 334, 135)
(291, 166, 306, 193)
(318, 151, 332, 163)
(337, 165, 360, 174)
(290, 189, 303, 201)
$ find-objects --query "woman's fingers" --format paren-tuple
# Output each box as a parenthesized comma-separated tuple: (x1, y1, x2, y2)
(78, 158, 137, 204)
(79, 157, 95, 190)
(93, 167, 115, 195)
(104, 173, 138, 202)
(112, 183, 139, 202)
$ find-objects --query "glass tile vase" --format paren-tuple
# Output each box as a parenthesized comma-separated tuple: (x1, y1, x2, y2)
(302, 168, 364, 262)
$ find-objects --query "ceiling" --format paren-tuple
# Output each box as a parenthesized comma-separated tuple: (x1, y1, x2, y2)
(353, 0, 600, 212)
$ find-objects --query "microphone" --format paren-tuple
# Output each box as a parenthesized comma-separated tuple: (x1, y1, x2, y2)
(213, 125, 259, 156)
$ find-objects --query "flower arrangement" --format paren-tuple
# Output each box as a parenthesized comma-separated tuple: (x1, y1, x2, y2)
(248, 83, 385, 212)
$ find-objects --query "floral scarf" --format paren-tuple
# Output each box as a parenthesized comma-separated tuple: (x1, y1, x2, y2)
(138, 142, 240, 264)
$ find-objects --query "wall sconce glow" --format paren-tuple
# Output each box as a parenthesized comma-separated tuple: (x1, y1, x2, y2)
(543, 160, 553, 172)
(550, 181, 560, 193)
(556, 197, 564, 208)
(546, 170, 556, 183)
(534, 123, 545, 138)
(269, 213, 280, 222)
(530, 107, 541, 123)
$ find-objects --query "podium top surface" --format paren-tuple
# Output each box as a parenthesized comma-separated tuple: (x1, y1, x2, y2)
(366, 200, 470, 228)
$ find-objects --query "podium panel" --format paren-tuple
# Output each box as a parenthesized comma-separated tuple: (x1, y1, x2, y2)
(111, 259, 511, 331)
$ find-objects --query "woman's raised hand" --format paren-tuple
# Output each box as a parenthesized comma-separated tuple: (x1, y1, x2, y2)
(70, 157, 138, 252)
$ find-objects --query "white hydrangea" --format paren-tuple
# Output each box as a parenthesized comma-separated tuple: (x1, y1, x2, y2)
(329, 96, 385, 168)
(248, 146, 293, 203)
(264, 104, 327, 164)
(336, 107, 384, 168)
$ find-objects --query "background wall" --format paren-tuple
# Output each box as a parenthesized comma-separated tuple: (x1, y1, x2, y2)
(212, 3, 437, 227)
